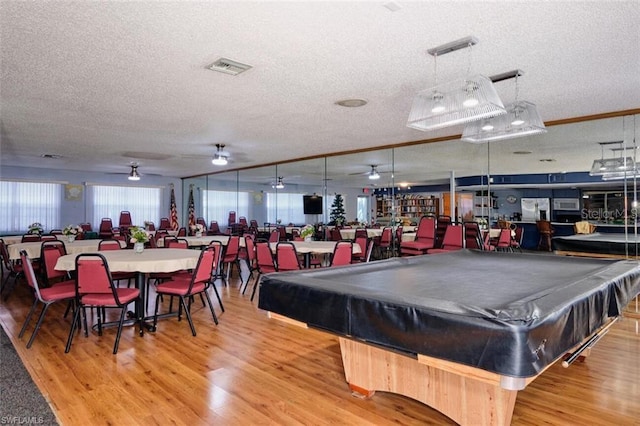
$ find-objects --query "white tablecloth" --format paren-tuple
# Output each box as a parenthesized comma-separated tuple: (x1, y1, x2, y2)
(9, 239, 125, 261)
(55, 248, 201, 273)
(339, 229, 383, 240)
(156, 235, 234, 248)
(270, 241, 361, 255)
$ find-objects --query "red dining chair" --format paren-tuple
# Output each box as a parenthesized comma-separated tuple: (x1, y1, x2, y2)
(330, 228, 342, 241)
(98, 218, 114, 239)
(352, 237, 370, 263)
(276, 241, 302, 272)
(65, 253, 141, 354)
(268, 229, 280, 243)
(18, 250, 76, 349)
(118, 211, 133, 234)
(463, 221, 484, 250)
(167, 238, 189, 249)
(1, 239, 39, 301)
(400, 216, 436, 256)
(221, 235, 241, 283)
(511, 226, 523, 252)
(228, 211, 237, 226)
(177, 227, 187, 237)
(375, 227, 393, 259)
(330, 241, 353, 267)
(98, 239, 135, 286)
(152, 246, 219, 336)
(158, 217, 171, 231)
(241, 236, 258, 294)
(434, 215, 451, 249)
(250, 240, 277, 301)
(208, 221, 222, 235)
(22, 234, 41, 243)
(495, 228, 513, 252)
(39, 240, 68, 286)
(427, 224, 464, 254)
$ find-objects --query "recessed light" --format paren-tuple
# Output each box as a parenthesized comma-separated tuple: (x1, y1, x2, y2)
(41, 154, 63, 159)
(335, 99, 367, 107)
(513, 151, 532, 155)
(539, 159, 556, 162)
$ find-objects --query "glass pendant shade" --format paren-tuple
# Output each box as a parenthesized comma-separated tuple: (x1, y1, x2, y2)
(590, 157, 636, 176)
(461, 100, 547, 143)
(407, 74, 506, 132)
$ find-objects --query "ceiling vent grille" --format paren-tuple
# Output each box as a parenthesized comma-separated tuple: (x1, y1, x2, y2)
(206, 58, 252, 76)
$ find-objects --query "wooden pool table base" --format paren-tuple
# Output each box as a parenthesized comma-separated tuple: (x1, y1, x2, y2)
(339, 337, 525, 426)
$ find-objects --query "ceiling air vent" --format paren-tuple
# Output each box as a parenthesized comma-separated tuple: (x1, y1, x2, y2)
(206, 58, 252, 76)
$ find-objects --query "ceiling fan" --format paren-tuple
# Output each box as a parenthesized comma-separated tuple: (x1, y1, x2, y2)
(107, 162, 161, 180)
(348, 165, 392, 180)
(211, 144, 231, 166)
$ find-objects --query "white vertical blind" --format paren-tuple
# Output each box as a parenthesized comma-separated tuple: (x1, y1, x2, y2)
(88, 185, 161, 228)
(266, 192, 305, 224)
(202, 190, 249, 224)
(0, 180, 62, 233)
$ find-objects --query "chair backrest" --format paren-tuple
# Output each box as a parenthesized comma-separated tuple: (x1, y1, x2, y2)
(177, 227, 187, 237)
(276, 242, 301, 271)
(49, 229, 63, 235)
(513, 226, 524, 244)
(158, 218, 171, 230)
(22, 234, 41, 243)
(463, 221, 483, 250)
(146, 222, 156, 231)
(244, 235, 257, 267)
(154, 230, 168, 243)
(224, 236, 240, 259)
(415, 216, 436, 243)
(256, 240, 277, 274)
(330, 228, 342, 241)
(355, 228, 367, 239)
(239, 216, 248, 226)
(228, 211, 237, 225)
(395, 226, 403, 244)
(80, 222, 93, 232)
(435, 215, 451, 248)
(250, 219, 258, 228)
(209, 221, 221, 234)
(191, 246, 216, 287)
(98, 239, 122, 250)
(354, 236, 368, 258)
(277, 226, 287, 241)
(0, 240, 13, 271)
(537, 220, 553, 234)
(331, 241, 353, 266)
(40, 235, 57, 241)
(99, 218, 113, 233)
(167, 238, 189, 249)
(40, 240, 67, 283)
(269, 229, 280, 243)
(496, 228, 512, 248)
(119, 211, 132, 227)
(440, 224, 464, 250)
(75, 253, 115, 296)
(380, 227, 392, 245)
(20, 250, 46, 301)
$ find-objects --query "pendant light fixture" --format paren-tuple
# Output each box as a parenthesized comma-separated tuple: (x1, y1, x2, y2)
(461, 70, 547, 143)
(407, 36, 506, 132)
(212, 144, 229, 166)
(368, 165, 380, 180)
(589, 141, 634, 176)
(128, 164, 141, 181)
(274, 177, 285, 189)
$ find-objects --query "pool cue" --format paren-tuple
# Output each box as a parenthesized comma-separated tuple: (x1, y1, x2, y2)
(562, 317, 619, 368)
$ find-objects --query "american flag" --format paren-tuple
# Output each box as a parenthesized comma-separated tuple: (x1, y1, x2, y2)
(169, 186, 179, 231)
(187, 185, 196, 230)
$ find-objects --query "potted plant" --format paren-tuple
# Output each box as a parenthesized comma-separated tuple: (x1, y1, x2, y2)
(62, 224, 81, 242)
(190, 223, 205, 237)
(129, 226, 150, 253)
(300, 225, 315, 241)
(28, 222, 43, 235)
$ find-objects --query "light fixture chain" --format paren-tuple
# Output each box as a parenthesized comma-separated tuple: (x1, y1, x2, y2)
(466, 42, 473, 76)
(514, 73, 520, 103)
(433, 52, 438, 86)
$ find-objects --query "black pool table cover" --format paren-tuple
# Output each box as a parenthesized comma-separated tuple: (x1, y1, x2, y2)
(553, 232, 640, 256)
(258, 250, 640, 378)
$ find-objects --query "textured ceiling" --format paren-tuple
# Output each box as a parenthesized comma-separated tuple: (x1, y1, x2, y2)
(1, 1, 639, 186)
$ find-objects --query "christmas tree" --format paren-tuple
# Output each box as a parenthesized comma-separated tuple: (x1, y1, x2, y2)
(330, 194, 346, 226)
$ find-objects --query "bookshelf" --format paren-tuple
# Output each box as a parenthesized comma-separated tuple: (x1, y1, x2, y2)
(376, 194, 439, 222)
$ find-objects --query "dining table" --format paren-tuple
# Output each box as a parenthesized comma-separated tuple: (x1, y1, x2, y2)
(156, 235, 237, 248)
(338, 228, 383, 240)
(55, 248, 202, 334)
(8, 238, 126, 260)
(0, 235, 27, 245)
(271, 240, 361, 268)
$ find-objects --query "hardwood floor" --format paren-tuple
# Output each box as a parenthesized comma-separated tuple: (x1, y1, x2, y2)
(1, 267, 640, 425)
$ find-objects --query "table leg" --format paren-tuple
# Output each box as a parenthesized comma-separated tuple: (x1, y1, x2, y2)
(338, 337, 518, 426)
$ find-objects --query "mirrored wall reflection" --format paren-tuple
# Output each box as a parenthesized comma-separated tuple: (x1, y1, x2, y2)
(180, 113, 639, 257)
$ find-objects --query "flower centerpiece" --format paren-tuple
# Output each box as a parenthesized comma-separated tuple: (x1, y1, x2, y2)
(300, 224, 315, 241)
(129, 226, 150, 253)
(28, 222, 43, 235)
(144, 221, 153, 230)
(63, 224, 81, 242)
(190, 223, 205, 237)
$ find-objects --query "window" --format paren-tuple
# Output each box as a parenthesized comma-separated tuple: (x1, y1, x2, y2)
(266, 192, 305, 224)
(0, 180, 62, 233)
(357, 195, 369, 223)
(89, 185, 162, 228)
(202, 190, 249, 224)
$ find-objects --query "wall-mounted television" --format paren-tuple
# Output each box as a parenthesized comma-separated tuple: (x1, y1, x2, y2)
(303, 195, 323, 215)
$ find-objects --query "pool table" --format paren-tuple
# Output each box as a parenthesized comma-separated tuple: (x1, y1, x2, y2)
(258, 250, 640, 425)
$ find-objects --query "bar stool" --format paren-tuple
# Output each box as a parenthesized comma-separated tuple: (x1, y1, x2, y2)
(536, 220, 554, 251)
